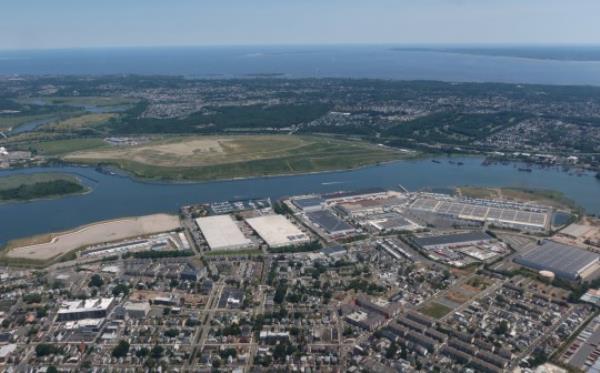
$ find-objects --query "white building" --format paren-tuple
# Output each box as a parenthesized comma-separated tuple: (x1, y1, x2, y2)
(57, 298, 115, 322)
(246, 214, 310, 248)
(196, 215, 254, 251)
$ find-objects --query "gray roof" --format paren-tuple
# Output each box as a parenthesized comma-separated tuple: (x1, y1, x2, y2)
(292, 197, 324, 209)
(306, 210, 354, 234)
(414, 231, 492, 248)
(322, 187, 386, 200)
(515, 241, 599, 280)
(320, 245, 347, 256)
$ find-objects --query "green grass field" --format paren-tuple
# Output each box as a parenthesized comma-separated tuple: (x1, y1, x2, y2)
(29, 138, 109, 156)
(0, 173, 87, 203)
(0, 173, 81, 191)
(47, 113, 117, 131)
(61, 135, 411, 181)
(419, 302, 453, 319)
(19, 96, 136, 107)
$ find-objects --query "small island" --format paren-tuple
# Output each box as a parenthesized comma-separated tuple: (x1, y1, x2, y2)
(0, 173, 87, 202)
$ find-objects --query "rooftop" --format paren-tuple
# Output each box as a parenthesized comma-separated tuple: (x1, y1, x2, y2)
(306, 210, 355, 234)
(516, 241, 600, 280)
(414, 231, 493, 248)
(196, 215, 252, 251)
(58, 298, 114, 315)
(246, 214, 309, 248)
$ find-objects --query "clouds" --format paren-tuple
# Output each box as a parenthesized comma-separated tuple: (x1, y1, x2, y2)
(1, 0, 599, 49)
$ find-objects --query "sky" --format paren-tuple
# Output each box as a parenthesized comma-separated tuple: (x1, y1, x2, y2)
(2, 0, 600, 50)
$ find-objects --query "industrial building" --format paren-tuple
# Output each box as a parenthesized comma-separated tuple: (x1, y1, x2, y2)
(515, 241, 600, 281)
(123, 301, 151, 319)
(195, 215, 254, 251)
(322, 188, 388, 203)
(245, 215, 310, 248)
(335, 196, 405, 217)
(410, 194, 550, 232)
(414, 231, 494, 250)
(365, 212, 420, 232)
(344, 310, 385, 331)
(305, 210, 355, 236)
(355, 296, 402, 318)
(291, 196, 324, 212)
(57, 298, 115, 322)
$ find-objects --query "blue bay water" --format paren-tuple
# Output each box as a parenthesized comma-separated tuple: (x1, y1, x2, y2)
(2, 46, 600, 85)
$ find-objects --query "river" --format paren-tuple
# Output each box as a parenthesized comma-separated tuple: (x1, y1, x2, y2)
(1, 156, 599, 246)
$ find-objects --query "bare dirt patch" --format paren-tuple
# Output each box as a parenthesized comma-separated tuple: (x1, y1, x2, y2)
(5, 214, 180, 261)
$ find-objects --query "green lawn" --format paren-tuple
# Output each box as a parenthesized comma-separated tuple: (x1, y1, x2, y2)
(30, 138, 108, 156)
(419, 302, 453, 319)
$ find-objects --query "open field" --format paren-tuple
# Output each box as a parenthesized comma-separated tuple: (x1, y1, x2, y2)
(457, 186, 579, 211)
(0, 173, 80, 191)
(29, 138, 109, 156)
(0, 173, 87, 202)
(62, 135, 410, 180)
(2, 213, 180, 262)
(18, 96, 136, 107)
(419, 302, 452, 319)
(47, 113, 117, 131)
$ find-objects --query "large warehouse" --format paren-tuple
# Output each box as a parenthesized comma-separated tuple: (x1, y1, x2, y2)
(306, 210, 355, 236)
(410, 195, 551, 232)
(414, 231, 494, 250)
(196, 215, 253, 251)
(515, 241, 600, 281)
(246, 215, 310, 248)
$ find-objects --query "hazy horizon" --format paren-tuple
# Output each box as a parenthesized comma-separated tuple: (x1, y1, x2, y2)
(3, 0, 600, 50)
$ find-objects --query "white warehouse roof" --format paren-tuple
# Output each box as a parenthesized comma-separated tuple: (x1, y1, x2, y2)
(58, 298, 114, 315)
(196, 215, 253, 251)
(246, 214, 309, 248)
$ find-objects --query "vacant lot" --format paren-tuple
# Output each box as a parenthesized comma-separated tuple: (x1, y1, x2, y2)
(4, 214, 180, 261)
(419, 302, 452, 319)
(63, 135, 408, 180)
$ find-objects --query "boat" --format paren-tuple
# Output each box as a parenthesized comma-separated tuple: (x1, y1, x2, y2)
(518, 168, 533, 172)
(432, 160, 441, 164)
